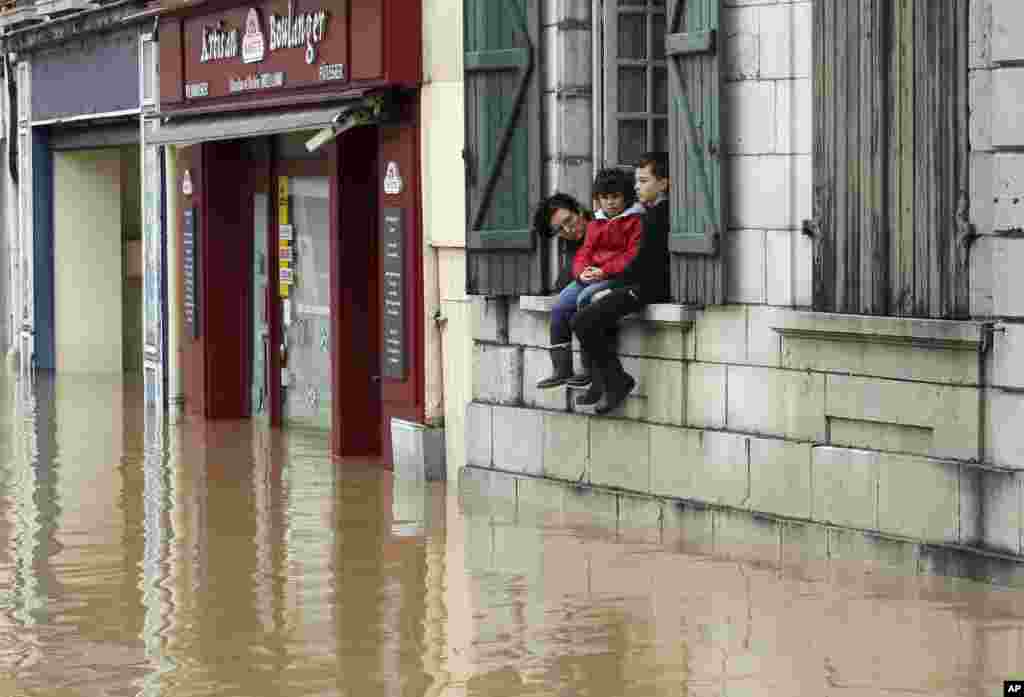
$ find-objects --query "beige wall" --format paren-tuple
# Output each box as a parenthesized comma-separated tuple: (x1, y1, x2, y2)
(422, 0, 471, 477)
(54, 149, 123, 374)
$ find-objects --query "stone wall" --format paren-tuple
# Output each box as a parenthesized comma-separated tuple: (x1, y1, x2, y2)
(469, 298, 1024, 559)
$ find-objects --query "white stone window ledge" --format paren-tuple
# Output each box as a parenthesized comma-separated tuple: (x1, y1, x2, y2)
(771, 311, 988, 351)
(518, 295, 699, 327)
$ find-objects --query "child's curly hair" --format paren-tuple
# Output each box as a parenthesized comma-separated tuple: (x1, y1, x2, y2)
(591, 168, 636, 209)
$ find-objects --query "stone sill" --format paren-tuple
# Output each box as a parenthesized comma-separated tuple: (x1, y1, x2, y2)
(771, 311, 988, 352)
(519, 295, 699, 327)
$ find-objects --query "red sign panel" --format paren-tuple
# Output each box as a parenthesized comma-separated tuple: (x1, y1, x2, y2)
(178, 0, 354, 102)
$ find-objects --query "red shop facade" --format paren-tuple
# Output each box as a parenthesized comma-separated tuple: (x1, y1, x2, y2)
(153, 0, 423, 458)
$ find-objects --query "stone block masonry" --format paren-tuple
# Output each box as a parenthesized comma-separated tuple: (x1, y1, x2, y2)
(469, 297, 1021, 563)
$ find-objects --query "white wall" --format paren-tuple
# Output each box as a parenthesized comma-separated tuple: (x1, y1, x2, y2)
(422, 0, 472, 478)
(54, 149, 123, 373)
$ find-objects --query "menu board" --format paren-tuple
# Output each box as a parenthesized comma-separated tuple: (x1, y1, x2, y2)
(183, 207, 200, 339)
(381, 208, 405, 379)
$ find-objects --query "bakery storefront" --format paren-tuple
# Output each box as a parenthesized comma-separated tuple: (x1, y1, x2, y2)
(150, 0, 422, 457)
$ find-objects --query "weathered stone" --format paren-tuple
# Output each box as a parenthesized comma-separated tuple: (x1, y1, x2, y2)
(781, 520, 830, 580)
(617, 320, 688, 360)
(472, 344, 523, 405)
(960, 465, 983, 546)
(812, 446, 879, 530)
(980, 469, 1022, 554)
(729, 154, 812, 231)
(714, 509, 782, 568)
(509, 300, 553, 348)
(543, 411, 589, 482)
(466, 402, 493, 468)
(561, 484, 618, 530)
(758, 2, 812, 79)
(971, 68, 994, 152)
(747, 306, 782, 366)
(992, 236, 1024, 318)
(727, 366, 826, 441)
(993, 0, 1024, 63)
(765, 229, 794, 307)
(833, 417, 932, 459)
(989, 322, 1024, 389)
(988, 389, 1024, 470)
(589, 418, 650, 492)
(696, 304, 747, 363)
(725, 81, 775, 154)
(970, 0, 993, 69)
(515, 473, 567, 519)
(723, 6, 759, 80)
(825, 374, 980, 461)
(458, 465, 517, 523)
(725, 229, 766, 304)
(774, 78, 813, 156)
(522, 348, 570, 411)
(748, 437, 812, 520)
(876, 453, 960, 543)
(612, 357, 684, 426)
(617, 494, 664, 545)
(686, 362, 727, 429)
(827, 527, 919, 575)
(473, 297, 508, 343)
(491, 406, 545, 475)
(994, 152, 1024, 231)
(664, 500, 716, 554)
(650, 426, 748, 507)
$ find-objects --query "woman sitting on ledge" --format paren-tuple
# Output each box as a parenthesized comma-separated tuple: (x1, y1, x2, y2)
(533, 169, 646, 390)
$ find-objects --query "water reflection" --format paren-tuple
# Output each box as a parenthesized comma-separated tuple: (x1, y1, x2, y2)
(0, 374, 1021, 696)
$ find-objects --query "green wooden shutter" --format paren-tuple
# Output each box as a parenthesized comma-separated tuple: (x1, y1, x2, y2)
(464, 0, 541, 253)
(665, 0, 725, 305)
(666, 0, 723, 256)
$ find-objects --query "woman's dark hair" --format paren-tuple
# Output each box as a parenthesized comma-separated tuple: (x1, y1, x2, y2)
(591, 168, 636, 208)
(533, 192, 585, 238)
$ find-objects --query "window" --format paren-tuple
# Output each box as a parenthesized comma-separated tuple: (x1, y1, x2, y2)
(811, 0, 969, 318)
(602, 0, 668, 168)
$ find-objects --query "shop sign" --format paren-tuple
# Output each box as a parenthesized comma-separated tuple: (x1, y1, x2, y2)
(242, 8, 266, 64)
(381, 208, 405, 380)
(185, 82, 209, 98)
(200, 22, 239, 63)
(383, 161, 403, 195)
(268, 0, 328, 65)
(229, 71, 285, 93)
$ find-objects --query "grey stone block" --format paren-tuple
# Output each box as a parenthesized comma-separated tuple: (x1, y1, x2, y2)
(696, 304, 747, 363)
(714, 509, 782, 568)
(664, 500, 716, 555)
(812, 446, 879, 530)
(980, 469, 1022, 554)
(993, 69, 1024, 149)
(748, 437, 812, 520)
(607, 356, 684, 426)
(473, 344, 523, 405)
(650, 426, 748, 507)
(876, 453, 959, 543)
(458, 466, 517, 523)
(466, 402, 493, 468)
(989, 322, 1024, 389)
(589, 418, 650, 492)
(473, 297, 508, 343)
(960, 465, 983, 547)
(728, 366, 826, 442)
(987, 389, 1024, 470)
(522, 348, 570, 411)
(993, 0, 1024, 63)
(686, 362, 727, 429)
(617, 494, 663, 544)
(390, 418, 446, 481)
(492, 405, 545, 475)
(781, 520, 830, 580)
(543, 411, 589, 482)
(509, 301, 552, 348)
(828, 528, 919, 576)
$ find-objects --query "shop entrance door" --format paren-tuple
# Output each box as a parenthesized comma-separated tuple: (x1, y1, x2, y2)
(251, 191, 271, 419)
(281, 177, 332, 429)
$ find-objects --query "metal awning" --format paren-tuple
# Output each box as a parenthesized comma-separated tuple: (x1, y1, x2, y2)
(144, 97, 370, 147)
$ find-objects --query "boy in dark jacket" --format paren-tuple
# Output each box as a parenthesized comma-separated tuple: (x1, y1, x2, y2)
(571, 152, 670, 413)
(535, 169, 646, 389)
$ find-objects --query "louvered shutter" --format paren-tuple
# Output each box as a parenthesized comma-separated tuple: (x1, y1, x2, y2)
(464, 0, 546, 295)
(666, 0, 726, 305)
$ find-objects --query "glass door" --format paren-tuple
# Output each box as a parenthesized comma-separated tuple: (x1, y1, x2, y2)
(251, 192, 270, 419)
(280, 176, 332, 429)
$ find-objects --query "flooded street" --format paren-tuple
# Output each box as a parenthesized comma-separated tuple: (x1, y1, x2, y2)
(0, 375, 1022, 696)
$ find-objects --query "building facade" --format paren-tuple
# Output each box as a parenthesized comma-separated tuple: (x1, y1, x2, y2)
(457, 0, 1024, 567)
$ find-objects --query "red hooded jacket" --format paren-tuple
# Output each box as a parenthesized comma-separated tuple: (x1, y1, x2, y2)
(572, 202, 646, 279)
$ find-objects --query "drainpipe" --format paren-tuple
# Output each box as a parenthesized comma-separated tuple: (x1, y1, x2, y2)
(165, 146, 182, 419)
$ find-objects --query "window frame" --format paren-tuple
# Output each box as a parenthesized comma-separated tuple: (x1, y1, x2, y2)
(601, 0, 668, 169)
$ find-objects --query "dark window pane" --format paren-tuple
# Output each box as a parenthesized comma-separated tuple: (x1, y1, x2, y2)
(653, 118, 668, 153)
(652, 13, 666, 59)
(653, 66, 668, 114)
(618, 13, 647, 59)
(618, 66, 647, 112)
(619, 120, 647, 165)
(618, 0, 645, 5)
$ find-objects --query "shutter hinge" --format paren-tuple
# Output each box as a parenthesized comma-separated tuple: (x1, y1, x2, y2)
(956, 191, 979, 249)
(462, 148, 474, 185)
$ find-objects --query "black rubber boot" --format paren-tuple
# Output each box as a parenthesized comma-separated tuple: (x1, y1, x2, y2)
(535, 346, 573, 389)
(574, 357, 605, 408)
(566, 350, 593, 389)
(596, 355, 635, 415)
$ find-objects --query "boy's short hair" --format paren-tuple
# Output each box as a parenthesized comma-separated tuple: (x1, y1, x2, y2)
(533, 192, 585, 239)
(591, 168, 636, 208)
(637, 151, 669, 180)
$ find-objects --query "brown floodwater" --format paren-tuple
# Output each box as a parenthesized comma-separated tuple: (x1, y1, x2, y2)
(0, 373, 1023, 696)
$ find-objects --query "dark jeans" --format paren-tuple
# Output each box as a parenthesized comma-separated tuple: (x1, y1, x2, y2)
(549, 279, 618, 346)
(570, 287, 645, 363)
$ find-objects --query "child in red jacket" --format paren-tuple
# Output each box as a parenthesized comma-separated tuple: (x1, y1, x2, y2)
(536, 168, 646, 389)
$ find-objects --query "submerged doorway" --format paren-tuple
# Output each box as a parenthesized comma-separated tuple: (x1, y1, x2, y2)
(52, 145, 142, 375)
